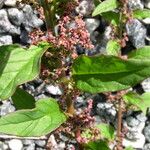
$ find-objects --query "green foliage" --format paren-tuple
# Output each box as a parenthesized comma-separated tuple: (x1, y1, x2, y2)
(0, 98, 66, 137)
(0, 0, 150, 146)
(81, 128, 94, 140)
(38, 0, 72, 30)
(96, 124, 115, 140)
(85, 140, 110, 150)
(125, 146, 135, 150)
(133, 9, 150, 20)
(106, 40, 120, 56)
(11, 88, 35, 110)
(101, 12, 119, 26)
(42, 48, 62, 71)
(123, 92, 150, 114)
(0, 42, 50, 100)
(92, 0, 118, 16)
(72, 46, 150, 93)
(81, 124, 114, 143)
(93, 0, 100, 6)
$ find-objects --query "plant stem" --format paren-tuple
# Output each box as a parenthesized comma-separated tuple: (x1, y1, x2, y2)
(119, 12, 123, 39)
(116, 1, 124, 148)
(66, 93, 75, 115)
(117, 98, 123, 150)
(40, 0, 55, 32)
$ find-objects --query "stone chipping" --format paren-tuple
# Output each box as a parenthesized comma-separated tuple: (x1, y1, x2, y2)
(0, 0, 150, 149)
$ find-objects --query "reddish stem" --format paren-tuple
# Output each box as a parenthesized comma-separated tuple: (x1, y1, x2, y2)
(117, 99, 123, 150)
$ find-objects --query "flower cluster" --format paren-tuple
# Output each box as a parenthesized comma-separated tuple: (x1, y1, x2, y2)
(55, 99, 97, 143)
(55, 15, 94, 57)
(30, 15, 93, 55)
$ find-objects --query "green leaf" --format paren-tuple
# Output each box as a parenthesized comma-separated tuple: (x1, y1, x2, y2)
(11, 88, 35, 110)
(133, 9, 150, 20)
(92, 0, 118, 16)
(85, 140, 110, 150)
(96, 124, 115, 140)
(102, 11, 119, 26)
(0, 42, 50, 100)
(72, 46, 150, 93)
(81, 128, 93, 140)
(125, 146, 135, 150)
(123, 92, 150, 114)
(0, 98, 67, 137)
(106, 40, 121, 56)
(93, 0, 100, 6)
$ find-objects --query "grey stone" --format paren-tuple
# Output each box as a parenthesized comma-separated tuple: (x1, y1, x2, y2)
(126, 116, 140, 127)
(104, 103, 113, 109)
(23, 140, 35, 145)
(7, 8, 24, 26)
(106, 108, 116, 117)
(136, 113, 147, 122)
(75, 0, 94, 16)
(97, 103, 105, 111)
(104, 26, 113, 40)
(123, 120, 145, 135)
(66, 21, 77, 29)
(126, 19, 146, 48)
(126, 131, 139, 140)
(0, 9, 20, 35)
(23, 143, 35, 150)
(137, 122, 145, 133)
(34, 82, 46, 95)
(0, 0, 4, 9)
(123, 133, 145, 149)
(57, 142, 66, 150)
(76, 96, 85, 103)
(33, 78, 43, 85)
(36, 148, 46, 150)
(0, 101, 15, 116)
(144, 125, 150, 142)
(9, 25, 21, 35)
(144, 0, 150, 9)
(143, 18, 150, 24)
(48, 135, 59, 150)
(66, 145, 75, 150)
(144, 143, 150, 150)
(22, 5, 43, 32)
(8, 139, 23, 150)
(0, 9, 12, 33)
(128, 0, 144, 10)
(35, 94, 48, 100)
(94, 115, 102, 124)
(4, 0, 17, 7)
(0, 141, 8, 150)
(141, 78, 150, 92)
(24, 83, 35, 95)
(35, 140, 46, 147)
(84, 18, 100, 34)
(59, 134, 70, 142)
(75, 96, 86, 108)
(97, 102, 116, 123)
(88, 25, 112, 55)
(20, 30, 31, 44)
(45, 85, 63, 95)
(0, 35, 12, 45)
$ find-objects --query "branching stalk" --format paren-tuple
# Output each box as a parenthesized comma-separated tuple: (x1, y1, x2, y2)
(39, 0, 55, 32)
(66, 93, 75, 115)
(117, 98, 123, 150)
(116, 1, 124, 149)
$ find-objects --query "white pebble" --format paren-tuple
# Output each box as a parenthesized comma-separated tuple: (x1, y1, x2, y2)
(8, 139, 23, 150)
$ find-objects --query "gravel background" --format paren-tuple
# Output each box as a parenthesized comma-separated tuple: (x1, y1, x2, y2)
(0, 0, 150, 149)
